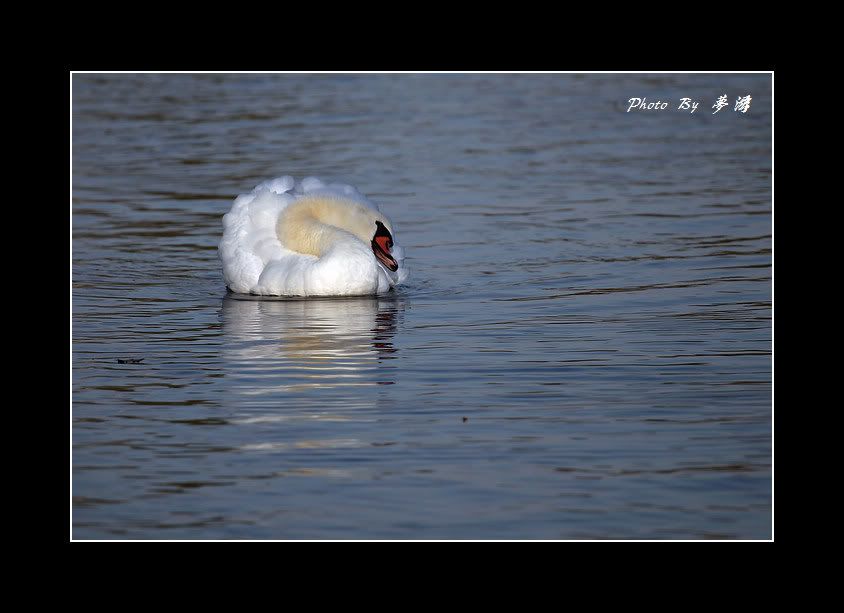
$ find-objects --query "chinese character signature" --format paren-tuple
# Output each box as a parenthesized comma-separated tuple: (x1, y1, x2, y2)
(713, 94, 752, 114)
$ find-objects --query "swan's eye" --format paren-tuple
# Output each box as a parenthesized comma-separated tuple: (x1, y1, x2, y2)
(373, 221, 393, 245)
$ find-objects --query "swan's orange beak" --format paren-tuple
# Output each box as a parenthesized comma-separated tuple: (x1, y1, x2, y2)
(372, 221, 398, 272)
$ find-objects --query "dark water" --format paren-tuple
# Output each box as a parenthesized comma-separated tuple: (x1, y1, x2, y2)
(72, 74, 772, 539)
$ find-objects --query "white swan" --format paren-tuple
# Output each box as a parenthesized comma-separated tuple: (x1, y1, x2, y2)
(219, 176, 408, 296)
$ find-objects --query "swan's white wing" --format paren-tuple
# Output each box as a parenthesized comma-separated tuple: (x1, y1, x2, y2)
(219, 179, 299, 293)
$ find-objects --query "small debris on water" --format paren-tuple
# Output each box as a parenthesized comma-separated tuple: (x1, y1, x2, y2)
(462, 416, 468, 423)
(117, 358, 144, 364)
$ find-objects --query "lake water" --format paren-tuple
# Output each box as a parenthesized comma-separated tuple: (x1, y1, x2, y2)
(72, 73, 773, 540)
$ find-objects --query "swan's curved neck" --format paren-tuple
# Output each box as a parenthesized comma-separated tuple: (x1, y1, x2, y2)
(277, 197, 367, 257)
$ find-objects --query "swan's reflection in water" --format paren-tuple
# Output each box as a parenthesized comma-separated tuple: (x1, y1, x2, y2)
(221, 294, 406, 397)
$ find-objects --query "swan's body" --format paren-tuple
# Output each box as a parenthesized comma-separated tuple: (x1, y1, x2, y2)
(219, 176, 408, 296)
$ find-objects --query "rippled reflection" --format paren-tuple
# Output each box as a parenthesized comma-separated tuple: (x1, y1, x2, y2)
(220, 294, 406, 395)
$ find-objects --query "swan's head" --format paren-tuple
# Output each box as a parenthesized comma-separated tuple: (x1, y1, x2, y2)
(278, 195, 401, 271)
(371, 220, 398, 271)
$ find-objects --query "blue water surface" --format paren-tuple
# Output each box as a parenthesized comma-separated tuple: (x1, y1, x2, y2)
(72, 74, 772, 539)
